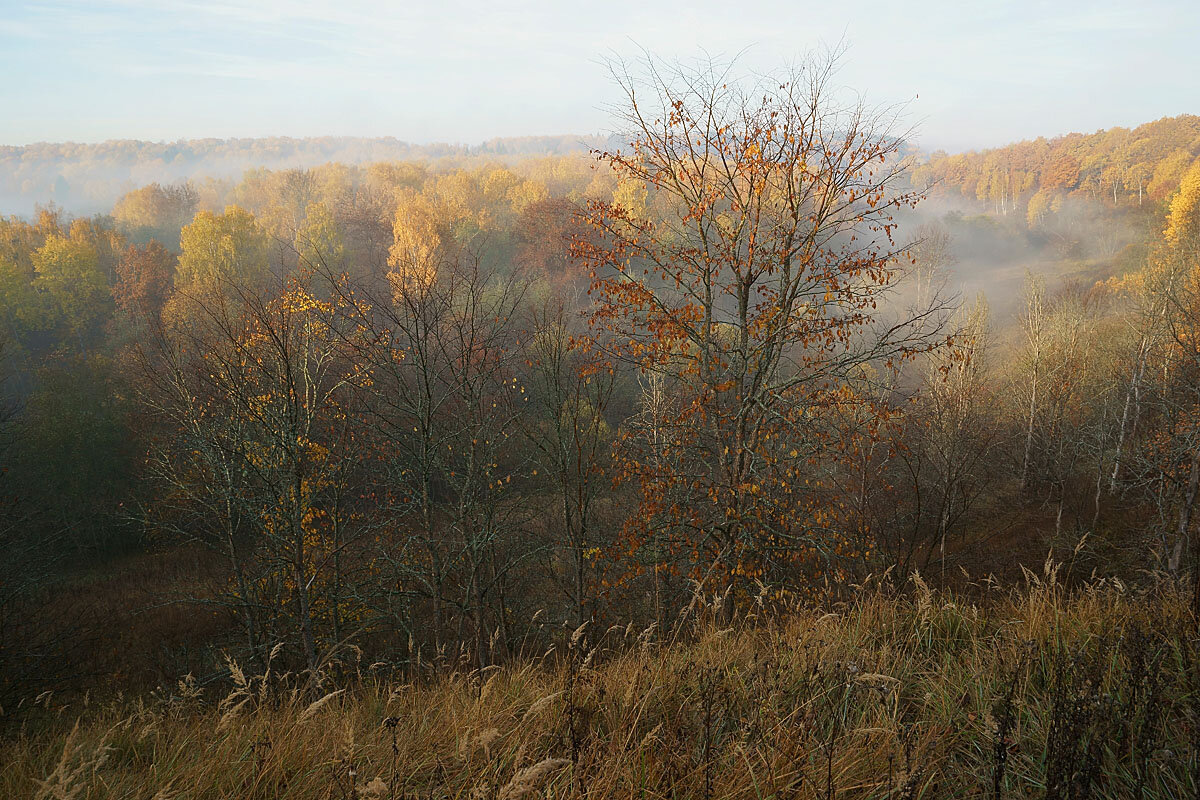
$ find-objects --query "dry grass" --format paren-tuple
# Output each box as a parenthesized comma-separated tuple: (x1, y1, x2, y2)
(3, 574, 1197, 799)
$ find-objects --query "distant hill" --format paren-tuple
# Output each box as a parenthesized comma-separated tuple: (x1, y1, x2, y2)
(0, 134, 608, 216)
(911, 114, 1200, 223)
(9, 115, 1199, 225)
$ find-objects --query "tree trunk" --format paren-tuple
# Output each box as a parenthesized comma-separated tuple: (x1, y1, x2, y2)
(1111, 340, 1147, 491)
(1170, 449, 1200, 573)
(294, 553, 319, 674)
(1021, 378, 1037, 490)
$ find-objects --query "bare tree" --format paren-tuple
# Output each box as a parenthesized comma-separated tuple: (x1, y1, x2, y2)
(575, 50, 956, 599)
(524, 296, 617, 627)
(137, 271, 370, 673)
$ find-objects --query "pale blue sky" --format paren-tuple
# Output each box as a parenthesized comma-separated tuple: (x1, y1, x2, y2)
(1, 0, 1197, 151)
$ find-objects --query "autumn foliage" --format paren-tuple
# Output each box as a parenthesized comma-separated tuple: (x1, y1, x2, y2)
(2, 57, 1200, 722)
(575, 55, 953, 598)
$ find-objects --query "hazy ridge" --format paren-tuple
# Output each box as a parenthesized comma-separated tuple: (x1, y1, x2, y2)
(0, 133, 608, 216)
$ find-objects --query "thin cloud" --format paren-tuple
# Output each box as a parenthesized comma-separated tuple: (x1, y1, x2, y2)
(1, 0, 1197, 147)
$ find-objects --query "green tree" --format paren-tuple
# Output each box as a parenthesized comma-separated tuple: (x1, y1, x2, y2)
(31, 234, 111, 347)
(294, 202, 345, 269)
(176, 206, 269, 292)
(112, 182, 197, 248)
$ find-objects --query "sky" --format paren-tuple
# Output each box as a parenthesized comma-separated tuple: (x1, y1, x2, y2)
(1, 0, 1198, 153)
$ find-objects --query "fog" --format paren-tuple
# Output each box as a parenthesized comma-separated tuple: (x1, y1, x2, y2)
(0, 134, 606, 217)
(892, 194, 1150, 328)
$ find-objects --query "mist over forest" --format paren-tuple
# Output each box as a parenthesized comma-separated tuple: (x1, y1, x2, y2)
(0, 134, 607, 216)
(4, 39, 1200, 798)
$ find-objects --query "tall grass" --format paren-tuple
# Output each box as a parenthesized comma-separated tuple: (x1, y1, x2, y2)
(4, 573, 1197, 799)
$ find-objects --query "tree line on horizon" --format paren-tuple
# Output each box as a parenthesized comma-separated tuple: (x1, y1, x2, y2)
(912, 114, 1200, 222)
(0, 133, 608, 217)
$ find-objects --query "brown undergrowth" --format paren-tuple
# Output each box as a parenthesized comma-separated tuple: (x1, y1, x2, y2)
(4, 570, 1198, 799)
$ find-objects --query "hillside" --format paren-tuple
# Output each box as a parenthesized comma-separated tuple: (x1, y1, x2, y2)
(3, 579, 1193, 799)
(4, 54, 1200, 800)
(911, 114, 1200, 223)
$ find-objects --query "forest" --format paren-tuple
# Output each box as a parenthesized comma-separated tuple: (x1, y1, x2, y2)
(0, 134, 606, 217)
(4, 54, 1200, 798)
